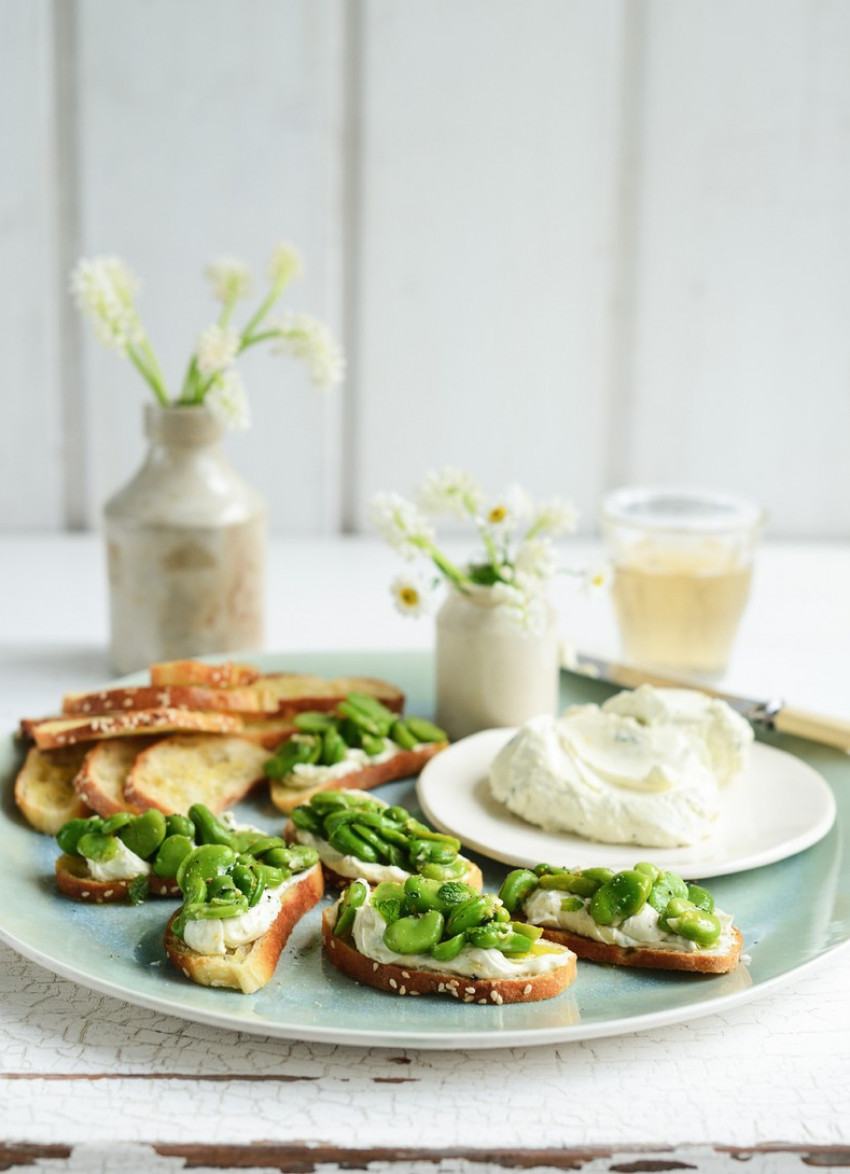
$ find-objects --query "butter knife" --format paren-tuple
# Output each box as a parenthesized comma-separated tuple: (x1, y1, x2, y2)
(566, 652, 850, 752)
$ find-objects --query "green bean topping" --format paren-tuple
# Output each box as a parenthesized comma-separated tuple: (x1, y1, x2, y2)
(334, 873, 545, 963)
(291, 790, 470, 881)
(263, 696, 448, 782)
(500, 862, 727, 949)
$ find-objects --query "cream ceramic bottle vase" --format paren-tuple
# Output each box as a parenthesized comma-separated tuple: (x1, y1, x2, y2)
(104, 405, 266, 674)
(434, 585, 561, 740)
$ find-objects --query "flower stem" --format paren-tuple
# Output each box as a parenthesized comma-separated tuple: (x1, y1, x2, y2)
(413, 539, 471, 594)
(241, 285, 282, 340)
(127, 344, 170, 406)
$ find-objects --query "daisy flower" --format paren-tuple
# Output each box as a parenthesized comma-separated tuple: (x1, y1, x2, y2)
(390, 573, 438, 618)
(584, 564, 612, 595)
(484, 484, 534, 531)
(195, 324, 240, 377)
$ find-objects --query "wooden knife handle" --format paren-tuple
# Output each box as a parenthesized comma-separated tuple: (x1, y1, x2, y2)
(772, 706, 850, 752)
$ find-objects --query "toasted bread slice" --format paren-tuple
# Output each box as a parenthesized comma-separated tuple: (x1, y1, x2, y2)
(247, 674, 405, 716)
(62, 684, 265, 717)
(125, 734, 270, 814)
(150, 659, 262, 688)
(322, 906, 576, 1003)
(164, 863, 324, 993)
(238, 716, 298, 750)
(54, 853, 180, 903)
(283, 819, 483, 892)
(533, 923, 744, 974)
(269, 742, 448, 815)
(14, 745, 92, 834)
(73, 739, 158, 817)
(29, 709, 244, 750)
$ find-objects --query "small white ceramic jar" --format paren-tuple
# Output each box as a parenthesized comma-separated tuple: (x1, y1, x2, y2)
(435, 585, 560, 740)
(103, 405, 266, 674)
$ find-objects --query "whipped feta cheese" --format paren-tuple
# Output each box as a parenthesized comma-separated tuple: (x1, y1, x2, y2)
(86, 838, 150, 882)
(182, 873, 304, 955)
(489, 686, 752, 848)
(295, 827, 410, 884)
(522, 887, 735, 957)
(349, 891, 569, 980)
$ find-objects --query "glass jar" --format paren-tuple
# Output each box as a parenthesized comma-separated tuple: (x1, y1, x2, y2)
(435, 585, 560, 740)
(104, 404, 266, 674)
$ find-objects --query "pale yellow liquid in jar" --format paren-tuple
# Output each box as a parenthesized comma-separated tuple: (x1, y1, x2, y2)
(611, 542, 753, 676)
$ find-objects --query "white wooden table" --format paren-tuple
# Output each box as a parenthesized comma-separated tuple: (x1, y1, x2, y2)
(0, 534, 848, 1173)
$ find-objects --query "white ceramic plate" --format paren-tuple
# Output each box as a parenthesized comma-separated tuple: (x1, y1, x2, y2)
(417, 728, 837, 878)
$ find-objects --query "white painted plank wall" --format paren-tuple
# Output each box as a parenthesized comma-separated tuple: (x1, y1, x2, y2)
(1, 0, 849, 538)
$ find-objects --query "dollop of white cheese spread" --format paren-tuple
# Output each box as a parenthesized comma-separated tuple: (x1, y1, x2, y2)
(349, 889, 570, 979)
(522, 887, 735, 956)
(181, 872, 304, 956)
(285, 740, 405, 791)
(489, 686, 753, 848)
(295, 827, 411, 884)
(86, 838, 151, 882)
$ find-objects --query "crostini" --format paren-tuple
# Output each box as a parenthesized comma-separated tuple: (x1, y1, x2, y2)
(265, 694, 449, 813)
(499, 862, 743, 974)
(322, 876, 576, 1003)
(164, 838, 323, 994)
(286, 790, 483, 890)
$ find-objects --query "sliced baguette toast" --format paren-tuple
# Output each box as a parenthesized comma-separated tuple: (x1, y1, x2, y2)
(533, 922, 744, 974)
(62, 684, 265, 717)
(125, 734, 270, 814)
(73, 739, 157, 817)
(164, 863, 324, 993)
(29, 709, 244, 750)
(321, 906, 576, 1003)
(14, 745, 92, 834)
(237, 716, 298, 750)
(150, 659, 262, 688)
(54, 853, 179, 903)
(246, 673, 405, 717)
(268, 741, 448, 815)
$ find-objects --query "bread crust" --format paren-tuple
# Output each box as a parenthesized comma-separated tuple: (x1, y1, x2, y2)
(532, 923, 744, 974)
(269, 742, 448, 814)
(163, 863, 324, 994)
(322, 907, 576, 1003)
(125, 735, 270, 814)
(282, 820, 483, 892)
(30, 709, 244, 750)
(14, 745, 92, 834)
(62, 685, 266, 717)
(55, 853, 180, 903)
(150, 660, 262, 688)
(249, 674, 404, 717)
(73, 739, 158, 817)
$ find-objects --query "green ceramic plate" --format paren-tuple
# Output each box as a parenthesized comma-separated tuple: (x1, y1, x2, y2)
(0, 651, 847, 1050)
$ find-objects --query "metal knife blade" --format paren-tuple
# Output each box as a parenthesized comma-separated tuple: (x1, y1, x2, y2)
(564, 651, 785, 729)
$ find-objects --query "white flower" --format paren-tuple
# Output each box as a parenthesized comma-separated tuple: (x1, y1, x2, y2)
(205, 370, 251, 431)
(514, 536, 558, 580)
(584, 563, 612, 595)
(275, 312, 345, 389)
(204, 257, 252, 303)
(70, 256, 144, 352)
(417, 468, 484, 519)
(268, 242, 303, 288)
(483, 485, 533, 531)
(490, 579, 547, 637)
(195, 324, 240, 377)
(390, 573, 438, 618)
(530, 496, 579, 536)
(369, 491, 435, 558)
